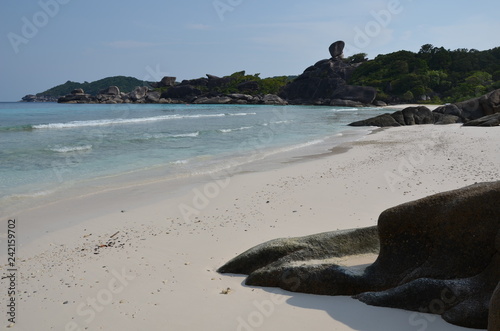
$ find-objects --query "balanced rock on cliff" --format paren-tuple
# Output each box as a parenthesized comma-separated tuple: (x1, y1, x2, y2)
(329, 40, 345, 59)
(279, 40, 376, 105)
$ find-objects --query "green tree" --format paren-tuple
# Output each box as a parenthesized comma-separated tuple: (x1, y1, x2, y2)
(344, 53, 368, 64)
(402, 91, 414, 101)
(349, 44, 500, 103)
(465, 71, 492, 86)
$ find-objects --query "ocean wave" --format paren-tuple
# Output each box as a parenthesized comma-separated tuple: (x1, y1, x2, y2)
(279, 139, 325, 152)
(0, 124, 34, 132)
(170, 132, 200, 138)
(49, 145, 93, 153)
(170, 159, 189, 165)
(218, 126, 253, 133)
(32, 113, 256, 130)
(225, 112, 257, 116)
(262, 120, 292, 126)
(9, 189, 55, 199)
(140, 132, 200, 141)
(329, 108, 358, 112)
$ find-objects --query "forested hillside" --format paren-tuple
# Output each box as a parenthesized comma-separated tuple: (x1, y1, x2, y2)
(31, 45, 500, 105)
(37, 76, 150, 97)
(348, 44, 500, 103)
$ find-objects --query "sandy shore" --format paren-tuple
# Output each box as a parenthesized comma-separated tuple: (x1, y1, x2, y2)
(2, 124, 499, 330)
(384, 104, 442, 111)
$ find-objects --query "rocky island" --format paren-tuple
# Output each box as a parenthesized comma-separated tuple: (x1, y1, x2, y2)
(23, 40, 500, 113)
(28, 41, 381, 107)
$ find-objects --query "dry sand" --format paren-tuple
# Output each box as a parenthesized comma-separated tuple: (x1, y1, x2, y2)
(383, 104, 442, 111)
(1, 124, 499, 330)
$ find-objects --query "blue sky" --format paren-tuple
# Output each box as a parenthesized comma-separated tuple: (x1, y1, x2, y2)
(1, 0, 499, 101)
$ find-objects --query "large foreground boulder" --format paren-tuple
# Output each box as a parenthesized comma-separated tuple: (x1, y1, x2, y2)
(219, 181, 500, 329)
(491, 283, 500, 331)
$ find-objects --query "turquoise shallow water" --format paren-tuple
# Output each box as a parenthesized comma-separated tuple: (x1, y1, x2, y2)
(0, 102, 388, 216)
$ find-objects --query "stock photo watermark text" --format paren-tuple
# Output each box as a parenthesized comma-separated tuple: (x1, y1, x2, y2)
(7, 0, 72, 54)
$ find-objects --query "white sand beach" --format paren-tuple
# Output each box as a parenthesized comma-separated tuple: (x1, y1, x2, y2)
(2, 123, 499, 330)
(383, 104, 443, 111)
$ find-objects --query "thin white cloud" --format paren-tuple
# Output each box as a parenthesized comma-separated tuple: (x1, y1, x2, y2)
(105, 40, 161, 49)
(425, 16, 500, 50)
(186, 23, 212, 30)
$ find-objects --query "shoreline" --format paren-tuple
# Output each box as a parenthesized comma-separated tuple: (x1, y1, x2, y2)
(0, 122, 375, 224)
(383, 103, 442, 111)
(3, 124, 499, 330)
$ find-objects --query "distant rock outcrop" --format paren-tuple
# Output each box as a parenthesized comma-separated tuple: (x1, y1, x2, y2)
(160, 85, 202, 100)
(349, 89, 500, 127)
(219, 181, 500, 330)
(21, 94, 58, 102)
(57, 88, 94, 103)
(150, 76, 176, 88)
(56, 75, 288, 105)
(279, 41, 376, 105)
(99, 85, 120, 96)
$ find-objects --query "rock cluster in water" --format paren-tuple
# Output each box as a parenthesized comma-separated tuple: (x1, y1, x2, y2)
(56, 78, 288, 105)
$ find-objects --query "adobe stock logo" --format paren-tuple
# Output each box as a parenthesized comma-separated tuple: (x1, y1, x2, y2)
(213, 0, 245, 21)
(345, 0, 405, 53)
(7, 0, 71, 54)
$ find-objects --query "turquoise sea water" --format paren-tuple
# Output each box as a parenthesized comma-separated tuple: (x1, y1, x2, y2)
(0, 102, 388, 216)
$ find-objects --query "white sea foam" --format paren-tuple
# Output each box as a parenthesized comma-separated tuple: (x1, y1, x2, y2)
(170, 132, 200, 138)
(262, 120, 293, 127)
(226, 112, 257, 116)
(218, 126, 253, 133)
(10, 189, 55, 199)
(276, 139, 325, 152)
(49, 145, 93, 153)
(170, 159, 189, 165)
(33, 113, 256, 129)
(141, 132, 199, 140)
(329, 108, 358, 112)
